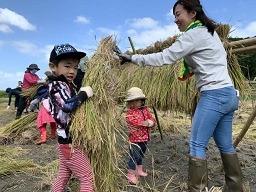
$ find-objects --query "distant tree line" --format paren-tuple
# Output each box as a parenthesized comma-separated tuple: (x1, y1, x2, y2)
(237, 53, 256, 80)
(0, 90, 8, 98)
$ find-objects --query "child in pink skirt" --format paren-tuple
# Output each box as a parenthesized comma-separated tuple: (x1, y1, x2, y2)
(36, 100, 56, 145)
(31, 82, 57, 145)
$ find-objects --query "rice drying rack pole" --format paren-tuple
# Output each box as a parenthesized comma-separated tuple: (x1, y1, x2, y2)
(230, 37, 256, 54)
(127, 36, 164, 141)
(128, 36, 136, 54)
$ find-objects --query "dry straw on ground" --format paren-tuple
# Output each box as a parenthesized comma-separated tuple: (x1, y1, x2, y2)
(0, 146, 38, 176)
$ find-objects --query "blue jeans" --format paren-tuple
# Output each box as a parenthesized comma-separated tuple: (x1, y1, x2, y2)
(128, 142, 147, 170)
(190, 86, 239, 159)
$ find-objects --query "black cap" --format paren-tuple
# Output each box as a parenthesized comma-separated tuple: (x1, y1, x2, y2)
(27, 64, 40, 71)
(49, 44, 86, 63)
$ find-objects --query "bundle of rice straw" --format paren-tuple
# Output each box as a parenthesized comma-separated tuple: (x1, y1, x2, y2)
(70, 36, 122, 192)
(135, 36, 176, 54)
(1, 113, 37, 137)
(21, 83, 44, 98)
(122, 36, 196, 112)
(216, 24, 251, 97)
(116, 63, 196, 113)
(116, 35, 197, 113)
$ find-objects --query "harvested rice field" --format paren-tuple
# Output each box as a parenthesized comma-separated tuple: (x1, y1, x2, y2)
(0, 97, 256, 192)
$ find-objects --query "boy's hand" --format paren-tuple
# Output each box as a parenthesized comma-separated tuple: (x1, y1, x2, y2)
(80, 86, 93, 98)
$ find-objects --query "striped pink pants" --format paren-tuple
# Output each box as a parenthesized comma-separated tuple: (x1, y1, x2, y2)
(51, 145, 94, 192)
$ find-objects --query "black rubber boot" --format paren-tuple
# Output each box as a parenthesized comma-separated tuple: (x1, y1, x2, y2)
(221, 153, 243, 192)
(188, 157, 208, 192)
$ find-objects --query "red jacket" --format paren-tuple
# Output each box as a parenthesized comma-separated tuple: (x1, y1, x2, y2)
(126, 106, 155, 143)
(22, 71, 39, 90)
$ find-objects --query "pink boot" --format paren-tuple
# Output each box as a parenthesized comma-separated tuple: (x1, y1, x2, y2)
(36, 126, 47, 145)
(136, 165, 148, 177)
(127, 169, 139, 184)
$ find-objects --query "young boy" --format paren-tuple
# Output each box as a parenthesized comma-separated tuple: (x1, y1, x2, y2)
(47, 43, 94, 192)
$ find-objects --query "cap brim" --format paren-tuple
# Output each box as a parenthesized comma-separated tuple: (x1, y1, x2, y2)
(27, 67, 40, 71)
(55, 52, 86, 61)
(125, 97, 147, 102)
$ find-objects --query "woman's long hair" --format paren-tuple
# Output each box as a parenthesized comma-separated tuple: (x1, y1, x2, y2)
(173, 0, 216, 35)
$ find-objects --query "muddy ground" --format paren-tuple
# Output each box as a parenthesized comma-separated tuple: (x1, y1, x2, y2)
(0, 97, 255, 192)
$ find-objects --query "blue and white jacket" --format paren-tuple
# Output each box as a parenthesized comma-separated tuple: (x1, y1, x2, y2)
(46, 75, 88, 144)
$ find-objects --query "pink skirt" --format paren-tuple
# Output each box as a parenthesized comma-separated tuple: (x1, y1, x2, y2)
(37, 105, 55, 129)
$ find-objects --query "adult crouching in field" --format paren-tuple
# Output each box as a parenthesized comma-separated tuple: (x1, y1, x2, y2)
(6, 81, 22, 110)
(117, 0, 243, 191)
